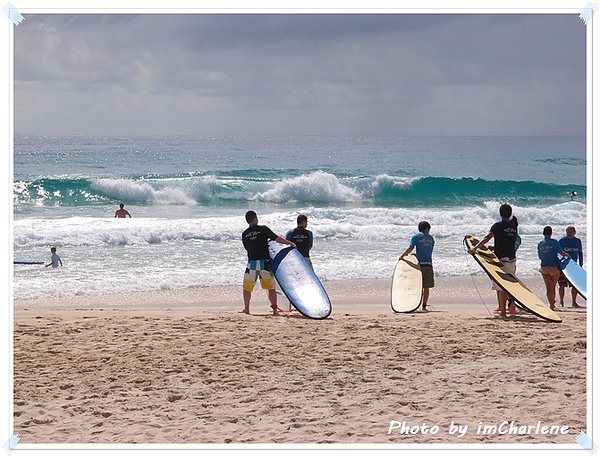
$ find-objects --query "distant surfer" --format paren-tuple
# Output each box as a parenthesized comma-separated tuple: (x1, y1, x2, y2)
(399, 221, 435, 312)
(114, 203, 132, 218)
(241, 210, 296, 315)
(45, 247, 63, 268)
(469, 204, 518, 318)
(537, 226, 569, 310)
(558, 226, 584, 308)
(286, 214, 314, 269)
(570, 190, 577, 201)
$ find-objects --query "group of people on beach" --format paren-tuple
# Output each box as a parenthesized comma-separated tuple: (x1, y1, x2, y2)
(240, 204, 584, 318)
(44, 202, 585, 318)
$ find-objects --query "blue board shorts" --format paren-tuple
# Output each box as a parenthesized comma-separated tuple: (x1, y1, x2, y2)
(243, 259, 275, 292)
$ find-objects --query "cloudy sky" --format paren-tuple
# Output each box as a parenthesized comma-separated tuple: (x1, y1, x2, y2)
(14, 14, 585, 136)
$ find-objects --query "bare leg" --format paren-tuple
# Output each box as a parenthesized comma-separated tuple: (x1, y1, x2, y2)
(572, 287, 582, 307)
(508, 297, 516, 315)
(559, 284, 565, 306)
(241, 290, 251, 314)
(422, 288, 430, 311)
(267, 289, 278, 315)
(497, 290, 508, 317)
(541, 274, 557, 309)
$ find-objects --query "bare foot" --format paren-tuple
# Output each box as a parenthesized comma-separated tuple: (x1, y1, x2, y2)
(238, 309, 249, 314)
(572, 303, 582, 308)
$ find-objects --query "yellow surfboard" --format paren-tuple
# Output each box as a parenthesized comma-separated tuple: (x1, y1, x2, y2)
(464, 235, 561, 323)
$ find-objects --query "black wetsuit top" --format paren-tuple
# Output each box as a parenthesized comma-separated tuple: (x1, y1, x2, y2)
(490, 218, 518, 261)
(242, 224, 277, 260)
(286, 228, 313, 258)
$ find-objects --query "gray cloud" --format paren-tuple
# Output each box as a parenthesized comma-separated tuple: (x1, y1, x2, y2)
(14, 13, 585, 135)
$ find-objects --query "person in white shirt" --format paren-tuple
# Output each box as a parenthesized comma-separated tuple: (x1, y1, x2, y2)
(45, 247, 63, 268)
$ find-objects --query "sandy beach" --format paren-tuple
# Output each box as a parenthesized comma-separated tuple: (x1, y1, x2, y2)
(13, 275, 587, 445)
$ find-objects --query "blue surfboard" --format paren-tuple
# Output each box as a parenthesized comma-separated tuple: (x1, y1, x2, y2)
(268, 241, 332, 319)
(14, 260, 44, 265)
(558, 254, 586, 300)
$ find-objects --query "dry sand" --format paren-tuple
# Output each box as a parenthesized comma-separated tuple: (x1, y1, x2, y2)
(13, 276, 587, 445)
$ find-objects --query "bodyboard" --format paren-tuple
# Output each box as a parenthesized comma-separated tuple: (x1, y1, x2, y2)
(391, 253, 423, 313)
(268, 241, 331, 319)
(558, 254, 587, 300)
(464, 235, 561, 323)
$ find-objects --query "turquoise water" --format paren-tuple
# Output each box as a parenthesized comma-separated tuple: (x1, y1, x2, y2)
(13, 134, 587, 300)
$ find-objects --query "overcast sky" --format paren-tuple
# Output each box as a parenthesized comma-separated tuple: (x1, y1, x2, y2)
(14, 14, 585, 136)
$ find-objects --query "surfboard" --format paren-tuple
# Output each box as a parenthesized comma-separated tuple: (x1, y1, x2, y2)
(14, 260, 44, 265)
(558, 254, 587, 300)
(268, 241, 331, 319)
(391, 253, 423, 313)
(464, 235, 562, 323)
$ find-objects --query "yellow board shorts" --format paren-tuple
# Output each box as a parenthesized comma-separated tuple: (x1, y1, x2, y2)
(243, 259, 275, 292)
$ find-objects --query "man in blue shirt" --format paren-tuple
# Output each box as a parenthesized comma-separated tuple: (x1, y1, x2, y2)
(538, 226, 568, 310)
(558, 226, 584, 308)
(399, 221, 435, 312)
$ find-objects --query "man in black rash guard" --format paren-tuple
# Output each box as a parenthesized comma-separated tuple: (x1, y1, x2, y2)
(241, 210, 295, 315)
(286, 214, 314, 269)
(469, 204, 518, 318)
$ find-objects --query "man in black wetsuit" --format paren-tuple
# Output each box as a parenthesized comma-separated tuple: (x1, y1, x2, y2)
(286, 214, 314, 269)
(241, 210, 295, 315)
(469, 204, 518, 318)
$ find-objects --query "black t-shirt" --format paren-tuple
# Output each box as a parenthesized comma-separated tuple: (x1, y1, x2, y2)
(242, 224, 278, 260)
(287, 228, 313, 258)
(490, 218, 518, 260)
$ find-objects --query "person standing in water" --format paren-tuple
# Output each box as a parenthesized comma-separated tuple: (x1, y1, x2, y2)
(114, 203, 132, 218)
(45, 247, 63, 268)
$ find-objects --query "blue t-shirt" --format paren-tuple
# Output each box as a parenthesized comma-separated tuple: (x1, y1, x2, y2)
(559, 236, 583, 265)
(537, 237, 562, 267)
(409, 232, 435, 264)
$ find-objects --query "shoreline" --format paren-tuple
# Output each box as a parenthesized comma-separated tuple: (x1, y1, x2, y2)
(13, 274, 567, 311)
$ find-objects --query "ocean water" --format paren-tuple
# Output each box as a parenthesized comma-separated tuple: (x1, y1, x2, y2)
(13, 135, 587, 300)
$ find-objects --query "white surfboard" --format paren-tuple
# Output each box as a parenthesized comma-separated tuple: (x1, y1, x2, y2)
(391, 253, 423, 313)
(268, 241, 331, 319)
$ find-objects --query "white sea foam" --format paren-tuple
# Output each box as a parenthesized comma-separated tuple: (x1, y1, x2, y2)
(91, 179, 196, 205)
(253, 171, 361, 203)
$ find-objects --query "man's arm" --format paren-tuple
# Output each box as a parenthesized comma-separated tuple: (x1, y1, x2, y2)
(399, 246, 413, 260)
(275, 236, 296, 248)
(469, 232, 493, 254)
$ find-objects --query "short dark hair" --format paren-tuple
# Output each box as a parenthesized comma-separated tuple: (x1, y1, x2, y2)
(245, 210, 257, 224)
(119, 203, 124, 208)
(499, 204, 512, 219)
(543, 225, 552, 236)
(418, 221, 431, 233)
(297, 214, 308, 225)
